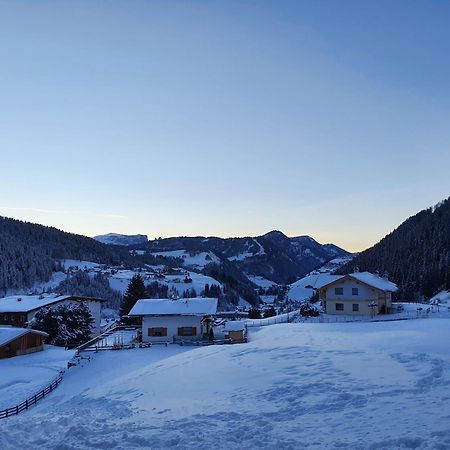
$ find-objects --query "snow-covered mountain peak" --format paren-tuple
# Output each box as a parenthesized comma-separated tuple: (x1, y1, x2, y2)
(93, 233, 148, 246)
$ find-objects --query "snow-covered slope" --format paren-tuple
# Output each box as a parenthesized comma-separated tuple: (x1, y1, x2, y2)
(0, 346, 75, 410)
(307, 254, 355, 275)
(150, 250, 220, 269)
(2, 320, 450, 449)
(93, 233, 148, 246)
(287, 273, 342, 302)
(107, 269, 222, 296)
(147, 231, 351, 285)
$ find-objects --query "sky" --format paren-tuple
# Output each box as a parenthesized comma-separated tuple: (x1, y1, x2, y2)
(0, 0, 449, 252)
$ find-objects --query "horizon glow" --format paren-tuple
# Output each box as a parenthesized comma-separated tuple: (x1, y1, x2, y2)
(0, 0, 449, 252)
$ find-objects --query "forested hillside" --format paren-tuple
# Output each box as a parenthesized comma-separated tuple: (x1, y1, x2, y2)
(337, 197, 450, 300)
(0, 217, 128, 294)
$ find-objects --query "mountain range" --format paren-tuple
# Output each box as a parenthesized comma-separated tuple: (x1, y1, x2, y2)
(145, 230, 350, 285)
(0, 195, 448, 303)
(94, 233, 148, 246)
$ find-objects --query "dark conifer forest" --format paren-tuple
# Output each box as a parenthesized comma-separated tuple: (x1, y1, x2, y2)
(0, 216, 127, 294)
(337, 197, 450, 300)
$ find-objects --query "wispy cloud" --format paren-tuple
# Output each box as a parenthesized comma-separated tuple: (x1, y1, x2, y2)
(0, 207, 126, 220)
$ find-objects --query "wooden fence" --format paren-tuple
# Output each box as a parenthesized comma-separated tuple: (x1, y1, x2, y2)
(0, 371, 64, 419)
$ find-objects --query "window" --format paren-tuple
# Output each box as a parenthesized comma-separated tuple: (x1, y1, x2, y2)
(352, 304, 359, 312)
(352, 288, 359, 296)
(335, 287, 344, 295)
(148, 327, 167, 337)
(178, 327, 197, 337)
(335, 303, 344, 311)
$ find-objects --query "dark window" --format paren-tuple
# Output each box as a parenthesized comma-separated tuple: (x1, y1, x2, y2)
(178, 327, 197, 337)
(335, 287, 344, 295)
(352, 288, 359, 296)
(148, 327, 167, 337)
(335, 303, 344, 311)
(352, 304, 359, 312)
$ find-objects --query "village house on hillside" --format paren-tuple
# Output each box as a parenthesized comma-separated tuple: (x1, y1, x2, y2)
(0, 326, 48, 359)
(0, 294, 105, 335)
(318, 272, 398, 315)
(128, 297, 218, 343)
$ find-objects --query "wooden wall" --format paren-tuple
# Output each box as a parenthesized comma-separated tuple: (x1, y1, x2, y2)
(0, 333, 45, 359)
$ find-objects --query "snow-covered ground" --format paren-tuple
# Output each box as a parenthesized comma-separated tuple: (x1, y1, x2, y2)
(97, 267, 222, 297)
(287, 273, 341, 302)
(150, 250, 220, 269)
(0, 346, 76, 410)
(246, 274, 277, 288)
(2, 320, 450, 448)
(307, 254, 354, 275)
(96, 329, 138, 347)
(61, 260, 102, 271)
(260, 294, 277, 304)
(430, 290, 450, 306)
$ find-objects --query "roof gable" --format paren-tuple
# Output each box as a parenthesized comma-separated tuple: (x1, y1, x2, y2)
(0, 327, 48, 346)
(129, 297, 218, 316)
(319, 272, 398, 293)
(0, 294, 106, 313)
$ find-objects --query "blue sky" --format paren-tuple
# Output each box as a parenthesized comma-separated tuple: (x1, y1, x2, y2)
(0, 0, 449, 251)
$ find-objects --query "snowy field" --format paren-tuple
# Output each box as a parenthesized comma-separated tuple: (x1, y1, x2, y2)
(0, 346, 76, 410)
(246, 274, 277, 288)
(107, 268, 222, 296)
(2, 320, 450, 448)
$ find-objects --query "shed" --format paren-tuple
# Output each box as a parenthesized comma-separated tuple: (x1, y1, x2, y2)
(0, 327, 49, 359)
(224, 321, 247, 343)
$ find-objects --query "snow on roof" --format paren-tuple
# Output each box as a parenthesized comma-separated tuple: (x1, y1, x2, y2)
(224, 321, 246, 332)
(129, 297, 218, 316)
(0, 326, 48, 346)
(0, 294, 105, 313)
(316, 271, 398, 292)
(290, 274, 342, 290)
(319, 272, 398, 292)
(349, 272, 398, 292)
(0, 294, 71, 313)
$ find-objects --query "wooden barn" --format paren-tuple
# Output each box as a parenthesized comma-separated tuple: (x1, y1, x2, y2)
(0, 327, 48, 359)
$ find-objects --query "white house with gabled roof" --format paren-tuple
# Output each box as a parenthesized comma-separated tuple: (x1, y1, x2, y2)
(318, 272, 398, 315)
(0, 294, 105, 335)
(128, 297, 218, 343)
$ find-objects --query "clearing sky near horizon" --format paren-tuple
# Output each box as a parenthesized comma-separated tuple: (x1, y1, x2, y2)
(0, 0, 449, 252)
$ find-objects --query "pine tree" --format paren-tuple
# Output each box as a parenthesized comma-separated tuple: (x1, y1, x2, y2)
(120, 274, 147, 316)
(263, 306, 276, 318)
(30, 302, 94, 347)
(248, 308, 261, 319)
